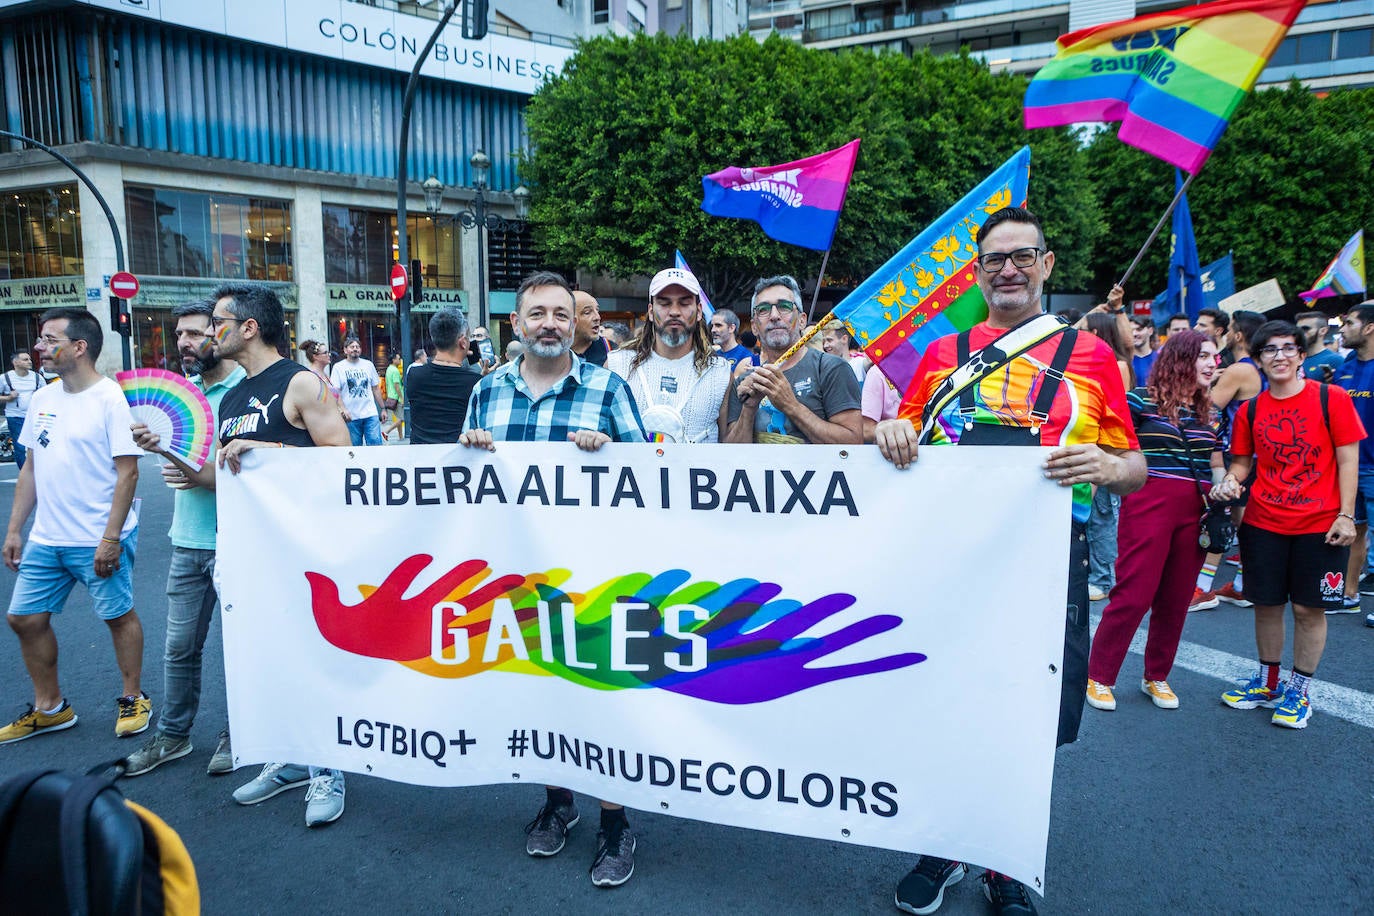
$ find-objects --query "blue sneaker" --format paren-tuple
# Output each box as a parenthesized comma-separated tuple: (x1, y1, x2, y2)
(1221, 674, 1284, 710)
(1271, 687, 1312, 729)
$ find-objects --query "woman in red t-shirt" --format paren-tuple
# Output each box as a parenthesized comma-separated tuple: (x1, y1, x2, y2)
(1213, 320, 1365, 730)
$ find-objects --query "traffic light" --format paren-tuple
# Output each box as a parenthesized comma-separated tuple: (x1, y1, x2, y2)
(110, 296, 132, 337)
(411, 259, 423, 304)
(117, 310, 132, 337)
(462, 0, 489, 40)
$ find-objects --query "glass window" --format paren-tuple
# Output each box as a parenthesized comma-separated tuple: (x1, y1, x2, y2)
(1270, 36, 1297, 67)
(322, 205, 460, 289)
(0, 184, 83, 280)
(1297, 32, 1331, 64)
(125, 186, 293, 281)
(1337, 28, 1372, 60)
(593, 0, 609, 24)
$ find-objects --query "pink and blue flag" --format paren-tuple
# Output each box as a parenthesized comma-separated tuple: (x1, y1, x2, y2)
(833, 147, 1030, 396)
(1024, 0, 1305, 174)
(700, 140, 859, 251)
(675, 250, 715, 319)
(1301, 229, 1366, 301)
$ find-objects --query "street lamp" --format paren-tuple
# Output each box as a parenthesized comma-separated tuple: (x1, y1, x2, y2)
(423, 151, 530, 331)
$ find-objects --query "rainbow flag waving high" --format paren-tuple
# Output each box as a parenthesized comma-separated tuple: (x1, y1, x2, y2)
(1024, 0, 1305, 174)
(833, 147, 1030, 395)
(701, 140, 859, 251)
(1300, 229, 1366, 301)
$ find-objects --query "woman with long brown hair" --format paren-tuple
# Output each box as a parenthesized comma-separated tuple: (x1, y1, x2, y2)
(1086, 330, 1225, 711)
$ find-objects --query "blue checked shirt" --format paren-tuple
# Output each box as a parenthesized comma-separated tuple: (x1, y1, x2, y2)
(463, 353, 646, 443)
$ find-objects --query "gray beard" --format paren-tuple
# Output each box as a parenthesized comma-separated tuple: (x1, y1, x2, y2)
(659, 327, 690, 349)
(524, 336, 570, 359)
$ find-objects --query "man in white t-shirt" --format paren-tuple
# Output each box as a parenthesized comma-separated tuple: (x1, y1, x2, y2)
(0, 308, 147, 745)
(328, 335, 384, 446)
(0, 350, 47, 468)
(607, 267, 730, 443)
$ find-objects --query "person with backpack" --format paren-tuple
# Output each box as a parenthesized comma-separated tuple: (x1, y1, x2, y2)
(0, 349, 47, 468)
(1212, 320, 1365, 729)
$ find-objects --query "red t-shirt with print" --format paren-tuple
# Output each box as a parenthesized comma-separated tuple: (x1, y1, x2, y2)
(1230, 380, 1365, 535)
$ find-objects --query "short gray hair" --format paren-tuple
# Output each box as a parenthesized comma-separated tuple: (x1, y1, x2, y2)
(751, 275, 803, 311)
(428, 307, 470, 351)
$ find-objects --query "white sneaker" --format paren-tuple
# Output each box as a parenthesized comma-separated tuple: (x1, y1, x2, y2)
(305, 770, 346, 827)
(232, 762, 311, 805)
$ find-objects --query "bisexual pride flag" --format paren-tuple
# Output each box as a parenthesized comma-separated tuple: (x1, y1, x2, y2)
(1024, 0, 1306, 174)
(833, 147, 1030, 396)
(675, 250, 715, 319)
(1301, 229, 1366, 301)
(700, 140, 859, 251)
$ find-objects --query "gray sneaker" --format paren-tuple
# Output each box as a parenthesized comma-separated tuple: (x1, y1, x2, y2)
(123, 733, 193, 777)
(206, 730, 233, 776)
(232, 762, 311, 805)
(590, 821, 636, 888)
(304, 770, 346, 827)
(525, 797, 579, 856)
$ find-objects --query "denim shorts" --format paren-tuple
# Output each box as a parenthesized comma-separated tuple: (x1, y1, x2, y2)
(8, 528, 138, 621)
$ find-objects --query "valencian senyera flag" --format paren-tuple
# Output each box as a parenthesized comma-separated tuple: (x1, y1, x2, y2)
(1301, 230, 1366, 301)
(675, 250, 715, 319)
(832, 147, 1030, 396)
(701, 140, 859, 251)
(1023, 0, 1306, 174)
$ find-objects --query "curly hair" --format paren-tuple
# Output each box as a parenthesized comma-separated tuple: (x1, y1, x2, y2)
(1147, 329, 1214, 425)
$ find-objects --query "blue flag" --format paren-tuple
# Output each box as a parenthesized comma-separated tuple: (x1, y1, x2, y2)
(1164, 169, 1204, 323)
(1201, 252, 1235, 310)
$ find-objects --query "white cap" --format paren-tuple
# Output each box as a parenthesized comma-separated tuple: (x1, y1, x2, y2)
(649, 268, 702, 299)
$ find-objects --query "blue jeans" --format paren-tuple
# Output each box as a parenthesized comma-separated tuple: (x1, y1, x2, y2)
(159, 546, 219, 740)
(1356, 465, 1374, 575)
(347, 416, 383, 446)
(8, 415, 25, 468)
(1087, 487, 1120, 591)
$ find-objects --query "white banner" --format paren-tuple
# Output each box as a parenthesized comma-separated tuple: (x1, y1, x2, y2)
(217, 443, 1070, 890)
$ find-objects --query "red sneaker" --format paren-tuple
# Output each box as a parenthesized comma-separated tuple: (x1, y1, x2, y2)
(1216, 583, 1252, 607)
(1188, 587, 1219, 612)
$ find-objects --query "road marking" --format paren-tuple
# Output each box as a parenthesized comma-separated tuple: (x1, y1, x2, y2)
(1091, 614, 1374, 730)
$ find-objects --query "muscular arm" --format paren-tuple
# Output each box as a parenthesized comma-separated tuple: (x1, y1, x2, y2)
(1210, 363, 1261, 409)
(289, 371, 350, 446)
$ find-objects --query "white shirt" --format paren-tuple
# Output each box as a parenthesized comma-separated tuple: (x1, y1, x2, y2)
(0, 369, 46, 419)
(330, 358, 380, 420)
(606, 349, 730, 443)
(20, 377, 141, 546)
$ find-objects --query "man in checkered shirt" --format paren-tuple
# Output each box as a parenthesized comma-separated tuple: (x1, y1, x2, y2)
(458, 269, 644, 888)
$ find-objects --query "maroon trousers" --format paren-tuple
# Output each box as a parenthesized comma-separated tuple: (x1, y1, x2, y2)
(1088, 476, 1206, 685)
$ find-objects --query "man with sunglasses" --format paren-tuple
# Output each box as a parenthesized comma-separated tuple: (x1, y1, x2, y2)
(724, 275, 861, 444)
(206, 283, 353, 828)
(874, 208, 1144, 916)
(0, 308, 147, 745)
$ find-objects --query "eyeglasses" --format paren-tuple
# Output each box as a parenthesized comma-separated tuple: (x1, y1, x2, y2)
(37, 335, 72, 346)
(210, 315, 245, 329)
(752, 300, 799, 317)
(1258, 343, 1301, 358)
(976, 247, 1044, 272)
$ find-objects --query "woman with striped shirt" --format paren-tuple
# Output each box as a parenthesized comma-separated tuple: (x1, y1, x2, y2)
(1086, 330, 1225, 711)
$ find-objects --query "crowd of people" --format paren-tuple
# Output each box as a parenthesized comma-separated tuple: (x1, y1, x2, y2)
(0, 205, 1368, 915)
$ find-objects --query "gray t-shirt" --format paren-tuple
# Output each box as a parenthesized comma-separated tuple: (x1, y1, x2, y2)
(727, 348, 861, 443)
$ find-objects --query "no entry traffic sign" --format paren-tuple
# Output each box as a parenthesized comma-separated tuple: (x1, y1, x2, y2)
(390, 263, 408, 300)
(110, 271, 140, 299)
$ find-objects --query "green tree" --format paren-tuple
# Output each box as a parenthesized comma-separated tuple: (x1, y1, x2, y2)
(523, 34, 1098, 309)
(1086, 82, 1374, 305)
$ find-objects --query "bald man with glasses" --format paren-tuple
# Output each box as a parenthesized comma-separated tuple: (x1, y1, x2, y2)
(724, 274, 861, 444)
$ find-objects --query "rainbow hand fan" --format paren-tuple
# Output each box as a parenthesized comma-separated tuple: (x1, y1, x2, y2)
(116, 368, 215, 471)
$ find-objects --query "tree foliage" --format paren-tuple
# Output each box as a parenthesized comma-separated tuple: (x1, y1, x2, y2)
(1085, 82, 1374, 304)
(523, 34, 1099, 309)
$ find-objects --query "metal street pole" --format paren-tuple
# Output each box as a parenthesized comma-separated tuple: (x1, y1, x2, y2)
(0, 128, 132, 370)
(396, 1, 459, 436)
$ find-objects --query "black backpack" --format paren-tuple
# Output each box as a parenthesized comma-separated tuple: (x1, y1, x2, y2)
(0, 763, 199, 915)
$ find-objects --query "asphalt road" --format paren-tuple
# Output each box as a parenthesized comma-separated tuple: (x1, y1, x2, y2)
(0, 455, 1371, 914)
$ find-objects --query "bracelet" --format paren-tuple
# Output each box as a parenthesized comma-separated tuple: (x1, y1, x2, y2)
(1338, 512, 1356, 522)
(100, 536, 120, 544)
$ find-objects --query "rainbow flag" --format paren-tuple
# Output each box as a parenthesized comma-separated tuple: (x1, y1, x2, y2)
(833, 147, 1030, 395)
(1300, 229, 1366, 301)
(701, 140, 859, 251)
(1024, 0, 1306, 174)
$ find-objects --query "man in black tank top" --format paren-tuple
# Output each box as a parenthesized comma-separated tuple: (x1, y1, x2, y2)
(208, 284, 351, 828)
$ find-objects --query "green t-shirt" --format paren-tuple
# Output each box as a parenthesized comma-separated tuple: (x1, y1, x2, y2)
(386, 363, 403, 401)
(169, 365, 246, 550)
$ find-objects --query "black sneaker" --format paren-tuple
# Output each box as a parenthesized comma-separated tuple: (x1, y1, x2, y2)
(895, 856, 967, 914)
(1361, 573, 1374, 596)
(981, 871, 1037, 915)
(524, 797, 579, 856)
(589, 820, 636, 887)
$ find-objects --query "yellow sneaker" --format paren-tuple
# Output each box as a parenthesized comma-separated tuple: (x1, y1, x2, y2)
(1141, 679, 1180, 709)
(0, 701, 78, 744)
(115, 693, 152, 738)
(1086, 679, 1116, 711)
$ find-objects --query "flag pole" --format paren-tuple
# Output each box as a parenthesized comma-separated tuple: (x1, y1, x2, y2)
(772, 309, 836, 367)
(807, 247, 833, 323)
(1116, 171, 1197, 288)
